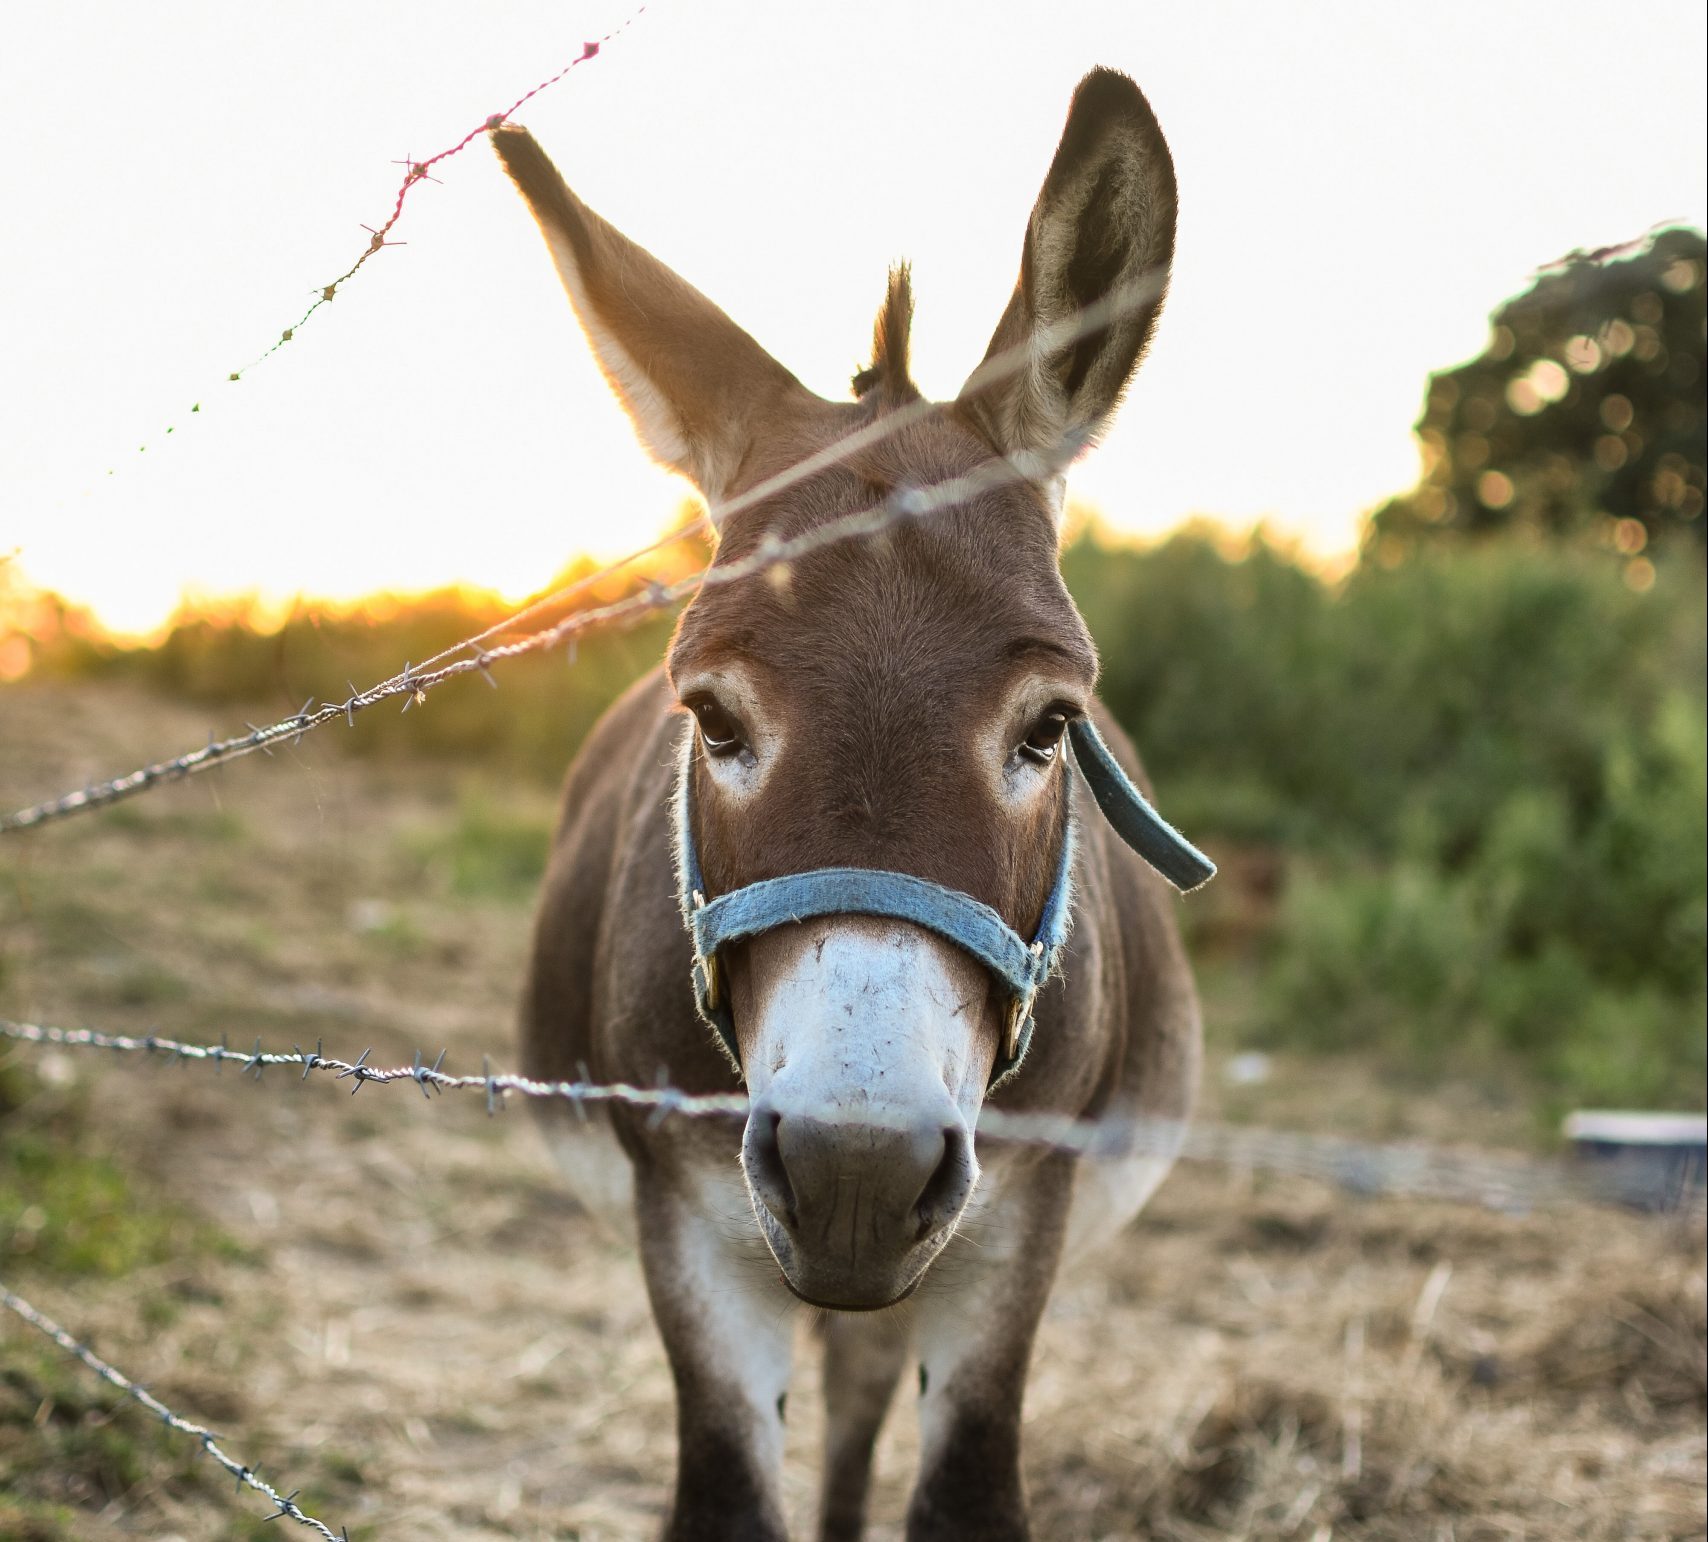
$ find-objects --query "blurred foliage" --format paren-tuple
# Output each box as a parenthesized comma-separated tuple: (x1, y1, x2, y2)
(1069, 525, 1705, 1112)
(403, 788, 554, 903)
(10, 556, 686, 786)
(0, 1061, 245, 1280)
(1370, 227, 1705, 564)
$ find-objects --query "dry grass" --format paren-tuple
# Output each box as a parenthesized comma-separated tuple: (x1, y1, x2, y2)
(1, 681, 1703, 1540)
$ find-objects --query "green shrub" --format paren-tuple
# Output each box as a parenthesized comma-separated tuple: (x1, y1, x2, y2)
(1065, 524, 1704, 1109)
(1067, 526, 1704, 861)
(1248, 686, 1705, 1107)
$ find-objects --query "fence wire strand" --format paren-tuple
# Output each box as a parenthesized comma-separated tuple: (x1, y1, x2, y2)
(4, 1019, 1700, 1218)
(229, 9, 646, 383)
(0, 1280, 348, 1540)
(0, 270, 1161, 835)
(99, 8, 647, 475)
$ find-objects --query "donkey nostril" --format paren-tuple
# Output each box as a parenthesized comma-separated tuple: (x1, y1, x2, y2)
(914, 1123, 973, 1240)
(743, 1107, 798, 1229)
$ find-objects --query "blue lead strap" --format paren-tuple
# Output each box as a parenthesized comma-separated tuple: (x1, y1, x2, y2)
(1067, 717, 1217, 893)
(675, 713, 1213, 1088)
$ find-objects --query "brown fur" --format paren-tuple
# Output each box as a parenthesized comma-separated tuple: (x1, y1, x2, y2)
(499, 67, 1196, 1542)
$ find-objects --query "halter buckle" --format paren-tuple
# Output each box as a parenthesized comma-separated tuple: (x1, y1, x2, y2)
(1004, 994, 1027, 1063)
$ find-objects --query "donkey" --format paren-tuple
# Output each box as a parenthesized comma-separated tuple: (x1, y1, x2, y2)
(495, 68, 1209, 1542)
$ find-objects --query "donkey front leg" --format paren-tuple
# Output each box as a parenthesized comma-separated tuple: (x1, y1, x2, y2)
(634, 1168, 797, 1542)
(906, 1155, 1074, 1542)
(817, 1312, 912, 1542)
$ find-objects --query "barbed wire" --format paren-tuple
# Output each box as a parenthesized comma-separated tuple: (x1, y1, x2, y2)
(99, 9, 647, 475)
(233, 16, 646, 379)
(0, 1280, 348, 1540)
(0, 269, 1162, 836)
(4, 1019, 1701, 1218)
(0, 1018, 746, 1120)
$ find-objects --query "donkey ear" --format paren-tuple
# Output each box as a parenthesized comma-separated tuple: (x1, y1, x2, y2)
(492, 125, 811, 505)
(957, 69, 1177, 478)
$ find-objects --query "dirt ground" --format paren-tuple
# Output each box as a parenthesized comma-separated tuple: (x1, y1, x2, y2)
(1, 681, 1703, 1541)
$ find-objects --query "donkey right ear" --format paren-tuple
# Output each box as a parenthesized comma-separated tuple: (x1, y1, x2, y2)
(957, 69, 1177, 480)
(492, 125, 812, 506)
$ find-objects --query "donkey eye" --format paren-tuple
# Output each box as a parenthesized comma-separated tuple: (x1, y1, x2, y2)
(690, 697, 745, 757)
(1020, 708, 1071, 765)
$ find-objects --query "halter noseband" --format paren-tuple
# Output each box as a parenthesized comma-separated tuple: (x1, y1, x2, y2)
(674, 716, 1214, 1090)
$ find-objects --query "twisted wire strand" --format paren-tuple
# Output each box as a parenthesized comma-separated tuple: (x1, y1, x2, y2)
(0, 1281, 348, 1540)
(229, 8, 649, 381)
(5, 1019, 1700, 1218)
(0, 269, 1162, 836)
(50, 12, 648, 485)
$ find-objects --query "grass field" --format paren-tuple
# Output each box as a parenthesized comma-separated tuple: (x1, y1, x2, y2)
(2, 680, 1703, 1540)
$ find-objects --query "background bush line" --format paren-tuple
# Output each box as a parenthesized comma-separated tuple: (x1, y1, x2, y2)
(16, 523, 1705, 1117)
(1065, 526, 1705, 1113)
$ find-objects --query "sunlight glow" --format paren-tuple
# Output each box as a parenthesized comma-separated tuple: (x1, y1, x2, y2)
(2, 0, 1704, 637)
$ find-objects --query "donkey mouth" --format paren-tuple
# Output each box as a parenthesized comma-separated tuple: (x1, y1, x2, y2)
(747, 1194, 952, 1312)
(775, 1269, 925, 1314)
(739, 1095, 977, 1311)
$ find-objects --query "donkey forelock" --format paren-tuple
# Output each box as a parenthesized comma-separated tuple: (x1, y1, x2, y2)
(851, 264, 920, 405)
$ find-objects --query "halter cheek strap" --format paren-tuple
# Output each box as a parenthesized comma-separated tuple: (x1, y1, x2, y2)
(1065, 717, 1216, 895)
(673, 715, 1213, 1091)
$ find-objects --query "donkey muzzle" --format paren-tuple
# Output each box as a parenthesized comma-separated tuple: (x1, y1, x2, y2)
(742, 1090, 977, 1309)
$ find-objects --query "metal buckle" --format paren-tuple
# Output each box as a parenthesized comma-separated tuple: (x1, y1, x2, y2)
(1004, 994, 1026, 1063)
(691, 890, 723, 1012)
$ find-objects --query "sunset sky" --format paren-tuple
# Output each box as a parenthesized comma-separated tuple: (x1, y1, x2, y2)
(4, 0, 1705, 636)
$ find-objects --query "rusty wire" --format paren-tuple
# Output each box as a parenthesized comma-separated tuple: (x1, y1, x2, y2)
(229, 12, 647, 380)
(0, 268, 1162, 836)
(77, 16, 648, 477)
(0, 1280, 348, 1539)
(107, 8, 648, 477)
(4, 1018, 1700, 1219)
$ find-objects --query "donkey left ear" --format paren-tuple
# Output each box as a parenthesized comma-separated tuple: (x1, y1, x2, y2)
(492, 123, 814, 506)
(957, 69, 1177, 480)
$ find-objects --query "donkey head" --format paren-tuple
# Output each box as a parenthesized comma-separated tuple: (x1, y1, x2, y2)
(496, 69, 1176, 1309)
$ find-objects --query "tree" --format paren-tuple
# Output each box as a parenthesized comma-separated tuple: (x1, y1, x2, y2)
(1370, 227, 1705, 564)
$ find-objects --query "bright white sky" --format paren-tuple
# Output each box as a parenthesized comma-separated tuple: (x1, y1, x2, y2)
(3, 0, 1705, 636)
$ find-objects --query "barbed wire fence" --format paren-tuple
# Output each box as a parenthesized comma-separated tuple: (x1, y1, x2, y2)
(0, 1009, 1700, 1538)
(0, 1282, 347, 1539)
(99, 7, 649, 475)
(4, 1018, 1702, 1215)
(3, 27, 1703, 1542)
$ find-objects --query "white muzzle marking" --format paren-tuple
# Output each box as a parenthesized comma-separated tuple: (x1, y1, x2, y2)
(742, 918, 994, 1119)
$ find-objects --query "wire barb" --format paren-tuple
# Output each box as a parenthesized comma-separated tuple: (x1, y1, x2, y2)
(82, 10, 645, 477)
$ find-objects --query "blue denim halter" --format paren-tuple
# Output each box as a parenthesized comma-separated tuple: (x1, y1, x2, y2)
(674, 716, 1214, 1089)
